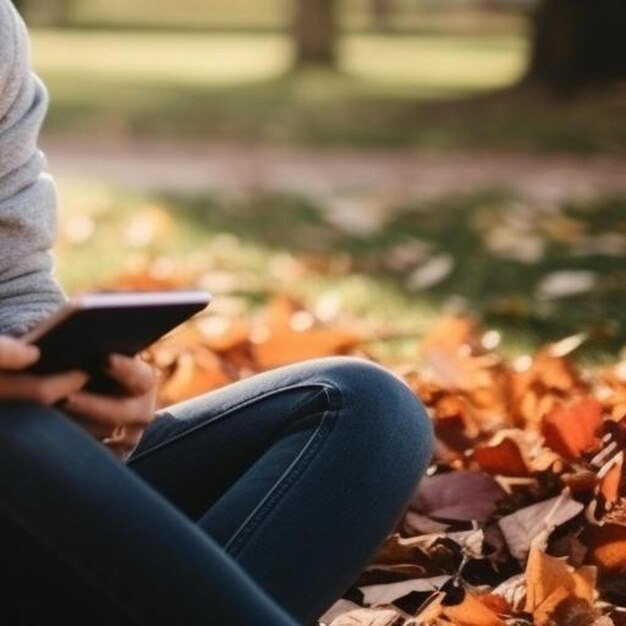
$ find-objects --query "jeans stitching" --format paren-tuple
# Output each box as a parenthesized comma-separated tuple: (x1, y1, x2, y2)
(127, 382, 338, 464)
(224, 387, 338, 556)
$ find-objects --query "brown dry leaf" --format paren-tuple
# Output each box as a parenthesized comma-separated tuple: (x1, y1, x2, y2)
(372, 533, 461, 577)
(541, 397, 603, 460)
(92, 272, 625, 617)
(524, 544, 597, 625)
(561, 470, 599, 496)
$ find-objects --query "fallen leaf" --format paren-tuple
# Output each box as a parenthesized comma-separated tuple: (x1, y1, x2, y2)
(541, 397, 603, 460)
(498, 494, 584, 562)
(537, 270, 597, 299)
(413, 471, 505, 523)
(586, 524, 626, 572)
(359, 576, 449, 607)
(442, 589, 505, 626)
(473, 436, 531, 477)
(320, 600, 362, 625)
(327, 608, 404, 626)
(525, 544, 596, 623)
(158, 348, 232, 405)
(251, 296, 361, 368)
(406, 253, 455, 290)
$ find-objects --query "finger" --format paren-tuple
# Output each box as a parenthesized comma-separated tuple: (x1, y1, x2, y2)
(61, 409, 117, 440)
(105, 431, 143, 458)
(63, 391, 152, 427)
(0, 336, 40, 371)
(105, 354, 156, 397)
(103, 425, 145, 459)
(103, 423, 144, 446)
(0, 370, 88, 405)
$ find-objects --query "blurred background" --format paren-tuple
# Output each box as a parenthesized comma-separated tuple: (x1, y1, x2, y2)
(14, 0, 626, 363)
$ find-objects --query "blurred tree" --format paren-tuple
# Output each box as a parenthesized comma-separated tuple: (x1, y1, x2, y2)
(371, 0, 393, 31)
(15, 0, 73, 25)
(293, 0, 338, 67)
(526, 0, 626, 88)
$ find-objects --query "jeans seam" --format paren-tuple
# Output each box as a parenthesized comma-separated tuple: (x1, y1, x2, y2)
(128, 382, 339, 464)
(224, 387, 338, 557)
(0, 503, 141, 623)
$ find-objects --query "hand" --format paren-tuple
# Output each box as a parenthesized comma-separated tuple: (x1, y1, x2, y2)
(61, 354, 157, 459)
(0, 335, 87, 404)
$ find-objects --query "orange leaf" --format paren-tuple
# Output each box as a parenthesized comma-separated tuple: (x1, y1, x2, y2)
(525, 545, 596, 616)
(251, 296, 361, 368)
(443, 591, 505, 626)
(541, 397, 603, 460)
(158, 349, 232, 405)
(421, 316, 481, 356)
(473, 437, 531, 477)
(253, 328, 361, 369)
(197, 317, 251, 353)
(586, 523, 626, 572)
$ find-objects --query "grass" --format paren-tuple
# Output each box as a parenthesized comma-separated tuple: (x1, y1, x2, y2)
(33, 29, 626, 152)
(54, 182, 626, 365)
(50, 1, 525, 35)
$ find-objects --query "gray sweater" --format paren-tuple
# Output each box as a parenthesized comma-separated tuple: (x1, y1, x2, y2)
(0, 0, 66, 336)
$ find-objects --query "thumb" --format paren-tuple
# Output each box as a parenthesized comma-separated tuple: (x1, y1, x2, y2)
(0, 336, 40, 371)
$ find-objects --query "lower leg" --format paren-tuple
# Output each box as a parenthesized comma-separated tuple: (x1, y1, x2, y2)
(0, 402, 296, 625)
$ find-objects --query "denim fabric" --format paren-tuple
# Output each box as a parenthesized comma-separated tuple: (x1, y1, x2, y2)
(0, 357, 433, 625)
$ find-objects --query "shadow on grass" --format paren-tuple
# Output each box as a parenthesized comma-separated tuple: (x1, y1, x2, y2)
(43, 69, 626, 153)
(158, 188, 626, 361)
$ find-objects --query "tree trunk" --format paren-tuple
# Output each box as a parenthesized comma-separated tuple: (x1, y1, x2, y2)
(15, 0, 74, 26)
(293, 0, 338, 68)
(526, 0, 626, 89)
(371, 0, 393, 31)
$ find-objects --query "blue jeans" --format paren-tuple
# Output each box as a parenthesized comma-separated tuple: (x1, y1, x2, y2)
(0, 357, 433, 625)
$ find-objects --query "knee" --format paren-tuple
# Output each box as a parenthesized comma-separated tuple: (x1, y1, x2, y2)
(312, 357, 434, 472)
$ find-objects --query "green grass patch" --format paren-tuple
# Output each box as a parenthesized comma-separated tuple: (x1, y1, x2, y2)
(55, 183, 626, 364)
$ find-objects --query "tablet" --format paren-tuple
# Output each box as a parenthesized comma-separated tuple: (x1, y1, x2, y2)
(22, 290, 211, 393)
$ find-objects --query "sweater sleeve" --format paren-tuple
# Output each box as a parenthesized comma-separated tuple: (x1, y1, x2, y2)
(0, 0, 66, 336)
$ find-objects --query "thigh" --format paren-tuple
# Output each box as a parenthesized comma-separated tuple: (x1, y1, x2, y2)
(0, 401, 295, 626)
(127, 359, 337, 520)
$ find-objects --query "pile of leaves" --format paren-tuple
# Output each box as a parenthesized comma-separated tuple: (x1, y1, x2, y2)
(111, 266, 625, 626)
